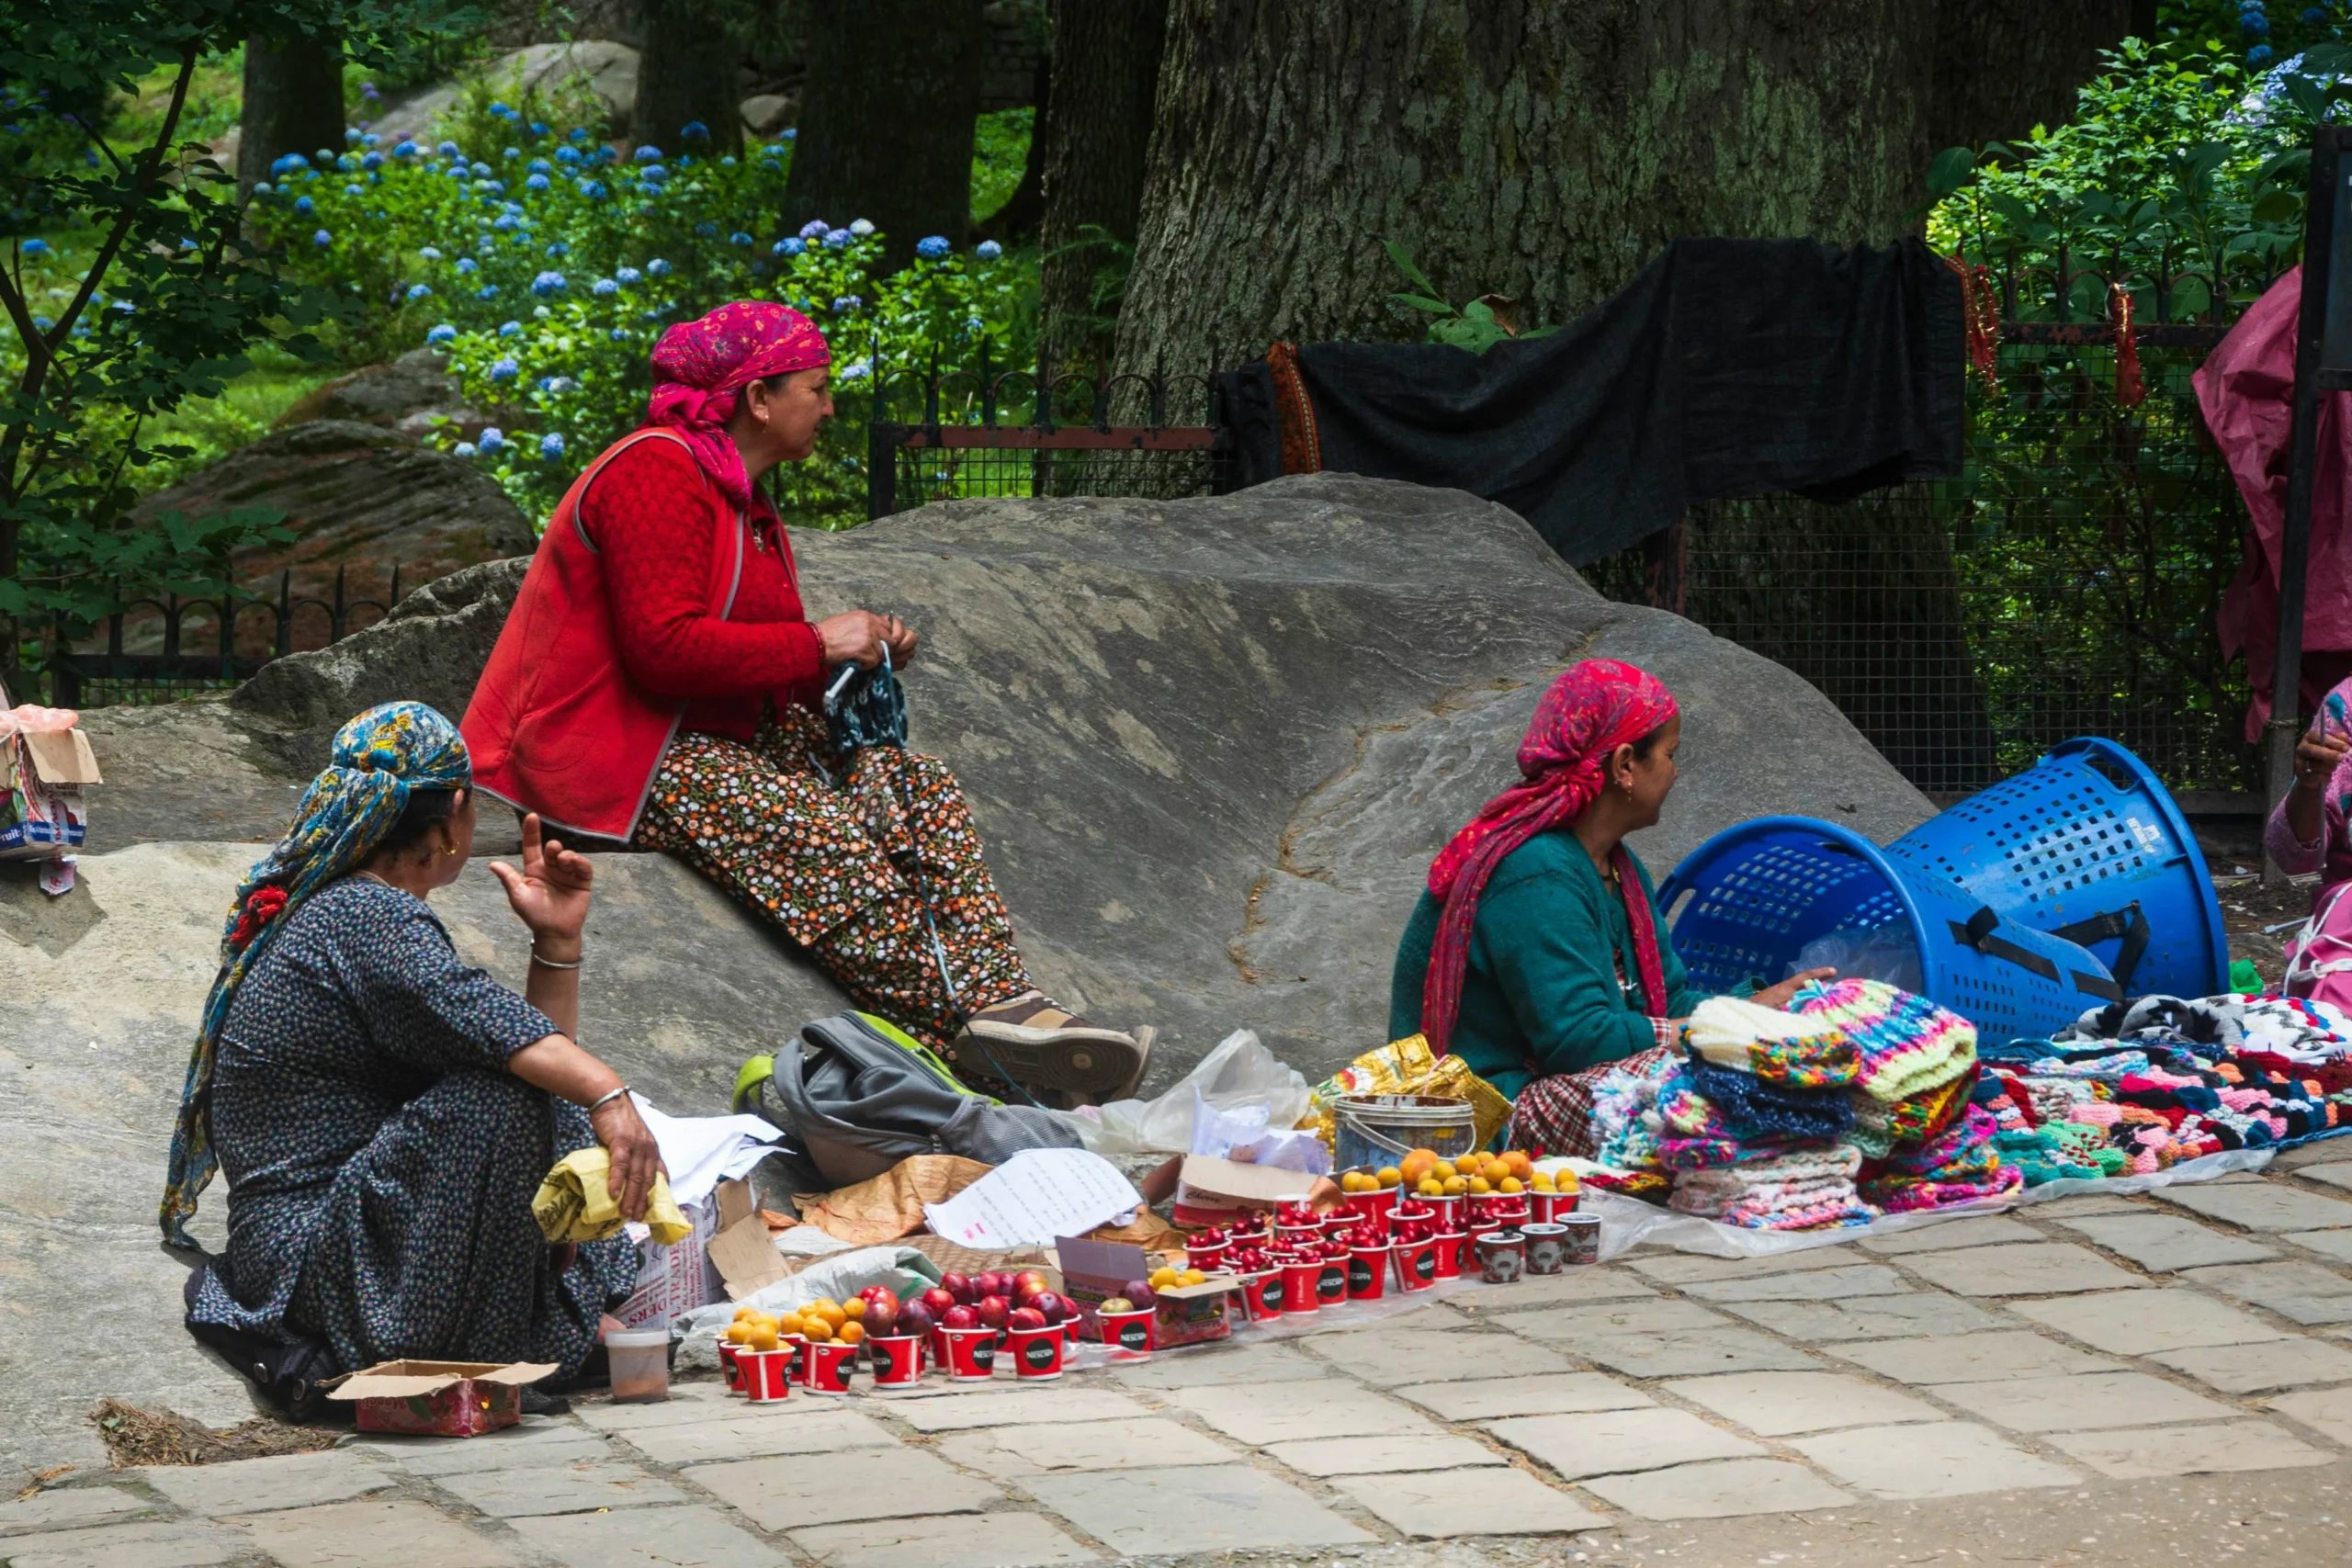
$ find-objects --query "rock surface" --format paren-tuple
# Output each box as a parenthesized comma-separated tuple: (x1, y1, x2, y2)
(123, 423, 535, 660)
(273, 348, 491, 442)
(369, 40, 641, 142)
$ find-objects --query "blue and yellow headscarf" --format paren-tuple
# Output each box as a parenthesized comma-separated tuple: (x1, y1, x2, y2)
(161, 702, 473, 1247)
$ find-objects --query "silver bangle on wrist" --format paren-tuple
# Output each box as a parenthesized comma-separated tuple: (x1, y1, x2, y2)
(531, 947, 582, 969)
(586, 1085, 629, 1114)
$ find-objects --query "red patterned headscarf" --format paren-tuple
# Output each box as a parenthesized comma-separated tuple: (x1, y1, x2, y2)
(1421, 660, 1679, 1055)
(645, 300, 831, 508)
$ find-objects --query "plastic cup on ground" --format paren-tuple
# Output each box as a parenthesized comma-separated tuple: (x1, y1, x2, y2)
(717, 1341, 747, 1394)
(1521, 1221, 1568, 1275)
(739, 1347, 791, 1404)
(804, 1339, 857, 1394)
(1240, 1269, 1285, 1322)
(1315, 1258, 1349, 1305)
(1280, 1258, 1321, 1314)
(1347, 1243, 1391, 1301)
(1474, 1228, 1526, 1284)
(1393, 1236, 1440, 1291)
(1100, 1306, 1155, 1359)
(1185, 1240, 1228, 1273)
(1007, 1325, 1065, 1380)
(941, 1325, 999, 1381)
(1562, 1213, 1602, 1265)
(868, 1334, 924, 1389)
(1432, 1232, 1464, 1279)
(605, 1328, 671, 1403)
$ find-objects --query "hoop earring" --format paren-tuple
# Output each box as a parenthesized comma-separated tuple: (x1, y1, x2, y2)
(442, 841, 460, 857)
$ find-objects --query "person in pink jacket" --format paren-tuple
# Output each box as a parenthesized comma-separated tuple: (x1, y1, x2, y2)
(2267, 679, 2352, 998)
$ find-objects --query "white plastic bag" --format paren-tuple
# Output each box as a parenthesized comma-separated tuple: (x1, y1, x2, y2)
(1063, 1028, 1312, 1157)
(1188, 1086, 1330, 1174)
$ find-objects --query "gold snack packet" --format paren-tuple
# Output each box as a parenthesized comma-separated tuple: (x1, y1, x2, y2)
(1304, 1033, 1512, 1154)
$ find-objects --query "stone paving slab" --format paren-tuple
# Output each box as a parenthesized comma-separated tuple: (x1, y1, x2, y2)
(886, 1387, 1155, 1432)
(2155, 1181, 2352, 1232)
(1824, 1331, 2120, 1384)
(1929, 1370, 2237, 1433)
(1787, 1421, 2081, 1498)
(1306, 1325, 1572, 1386)
(692, 1450, 1001, 1531)
(1661, 1371, 1945, 1436)
(2023, 1194, 2144, 1215)
(0, 1487, 155, 1537)
(1331, 1466, 1609, 1538)
(615, 1406, 899, 1465)
(134, 1448, 397, 1516)
(2004, 1286, 2293, 1354)
(2147, 1338, 2350, 1393)
(1520, 1296, 1732, 1334)
(0, 1519, 249, 1568)
(1679, 1263, 1911, 1303)
(934, 1417, 1234, 1475)
(358, 1419, 616, 1475)
(1713, 1291, 2000, 1342)
(1022, 1465, 1376, 1552)
(1264, 1432, 1506, 1475)
(573, 1385, 737, 1432)
(1858, 1215, 2044, 1254)
(433, 1458, 688, 1518)
(1445, 1269, 1657, 1312)
(1169, 1380, 1439, 1444)
(1393, 1372, 1656, 1420)
(229, 1498, 525, 1566)
(2286, 1228, 2352, 1265)
(508, 1504, 795, 1568)
(1622, 1247, 1861, 1284)
(788, 1511, 1102, 1568)
(1897, 1242, 2148, 1297)
(2267, 1386, 2352, 1444)
(1569, 1325, 1824, 1378)
(2299, 1161, 2352, 1192)
(2180, 1260, 2352, 1325)
(1106, 1343, 1330, 1388)
(1577, 1459, 1853, 1520)
(1485, 1408, 1763, 1479)
(2045, 1418, 2335, 1479)
(2048, 1213, 2283, 1271)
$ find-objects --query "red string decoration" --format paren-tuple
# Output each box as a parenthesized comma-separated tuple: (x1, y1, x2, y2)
(1945, 254, 2000, 395)
(230, 885, 288, 952)
(2111, 281, 2145, 408)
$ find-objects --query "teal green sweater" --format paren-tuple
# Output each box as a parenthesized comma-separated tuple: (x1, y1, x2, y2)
(1388, 832, 1696, 1100)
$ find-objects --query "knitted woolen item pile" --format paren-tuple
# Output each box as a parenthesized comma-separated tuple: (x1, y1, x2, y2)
(1669, 1144, 1876, 1230)
(1860, 1104, 2020, 1211)
(1684, 997, 1861, 1088)
(1792, 979, 1978, 1101)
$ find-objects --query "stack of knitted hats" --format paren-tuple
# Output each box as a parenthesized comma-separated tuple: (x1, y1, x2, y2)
(1669, 1144, 1874, 1229)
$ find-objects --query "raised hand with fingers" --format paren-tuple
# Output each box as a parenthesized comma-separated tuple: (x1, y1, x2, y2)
(491, 812, 594, 956)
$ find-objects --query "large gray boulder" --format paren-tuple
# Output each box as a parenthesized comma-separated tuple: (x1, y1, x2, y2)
(370, 40, 642, 142)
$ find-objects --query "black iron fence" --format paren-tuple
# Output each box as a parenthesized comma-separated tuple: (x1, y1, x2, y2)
(46, 563, 406, 708)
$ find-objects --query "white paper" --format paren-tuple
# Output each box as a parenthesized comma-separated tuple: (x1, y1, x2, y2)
(922, 1148, 1144, 1249)
(630, 1094, 786, 1209)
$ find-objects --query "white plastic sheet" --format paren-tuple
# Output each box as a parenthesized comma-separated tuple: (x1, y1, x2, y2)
(1060, 1029, 1312, 1157)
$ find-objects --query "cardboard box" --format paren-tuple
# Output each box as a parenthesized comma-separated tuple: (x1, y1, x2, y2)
(1054, 1235, 1150, 1334)
(1172, 1155, 1319, 1229)
(706, 1177, 791, 1300)
(1151, 1275, 1237, 1348)
(0, 723, 98, 859)
(615, 1177, 796, 1329)
(329, 1360, 557, 1437)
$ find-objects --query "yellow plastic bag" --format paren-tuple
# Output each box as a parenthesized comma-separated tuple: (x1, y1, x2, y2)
(1304, 1034, 1513, 1154)
(533, 1147, 693, 1245)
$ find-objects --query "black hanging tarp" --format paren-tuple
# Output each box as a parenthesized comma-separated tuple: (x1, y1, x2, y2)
(1216, 237, 1964, 566)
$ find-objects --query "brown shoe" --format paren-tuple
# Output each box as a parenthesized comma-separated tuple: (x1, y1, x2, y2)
(956, 995, 1152, 1108)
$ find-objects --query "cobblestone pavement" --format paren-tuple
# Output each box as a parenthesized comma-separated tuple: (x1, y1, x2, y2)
(16, 1149, 2352, 1566)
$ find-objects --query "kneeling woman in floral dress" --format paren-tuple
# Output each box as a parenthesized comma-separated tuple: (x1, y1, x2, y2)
(166, 703, 659, 1385)
(462, 300, 1148, 1106)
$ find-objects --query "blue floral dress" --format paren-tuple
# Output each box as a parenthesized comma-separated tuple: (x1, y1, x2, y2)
(184, 876, 635, 1376)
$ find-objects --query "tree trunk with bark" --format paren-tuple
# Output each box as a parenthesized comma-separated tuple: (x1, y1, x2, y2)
(1926, 0, 2135, 161)
(237, 32, 345, 199)
(784, 0, 985, 270)
(1036, 0, 1167, 365)
(634, 0, 745, 158)
(982, 51, 1051, 243)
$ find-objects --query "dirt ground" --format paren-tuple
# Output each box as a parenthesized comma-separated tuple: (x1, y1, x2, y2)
(2194, 818, 2314, 990)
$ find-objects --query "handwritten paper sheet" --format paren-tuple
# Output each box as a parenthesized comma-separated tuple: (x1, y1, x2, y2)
(922, 1148, 1145, 1249)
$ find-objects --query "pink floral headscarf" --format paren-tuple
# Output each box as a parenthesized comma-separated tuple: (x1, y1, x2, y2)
(645, 300, 831, 508)
(1421, 660, 1679, 1055)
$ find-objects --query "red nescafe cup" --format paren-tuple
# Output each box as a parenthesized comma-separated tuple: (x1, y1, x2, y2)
(1240, 1269, 1284, 1322)
(739, 1347, 791, 1403)
(803, 1339, 857, 1393)
(1006, 1325, 1065, 1380)
(867, 1333, 924, 1388)
(1281, 1257, 1321, 1314)
(1432, 1232, 1465, 1279)
(1346, 1243, 1390, 1301)
(941, 1325, 998, 1381)
(1185, 1240, 1228, 1273)
(1099, 1306, 1155, 1360)
(1315, 1258, 1348, 1304)
(718, 1341, 747, 1393)
(1274, 1221, 1323, 1252)
(1392, 1235, 1440, 1291)
(1527, 1190, 1558, 1224)
(1422, 1193, 1462, 1234)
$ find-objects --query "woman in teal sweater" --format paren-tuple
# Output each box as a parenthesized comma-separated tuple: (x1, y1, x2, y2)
(1388, 660, 1826, 1147)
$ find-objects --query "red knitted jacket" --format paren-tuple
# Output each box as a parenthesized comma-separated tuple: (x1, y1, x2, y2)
(581, 436, 825, 739)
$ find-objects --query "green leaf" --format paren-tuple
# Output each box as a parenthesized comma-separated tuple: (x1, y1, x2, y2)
(1926, 146, 1978, 198)
(2253, 189, 2302, 225)
(1381, 239, 1442, 302)
(1388, 292, 1454, 315)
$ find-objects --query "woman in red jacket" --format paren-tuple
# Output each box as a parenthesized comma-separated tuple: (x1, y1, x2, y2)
(463, 301, 1148, 1107)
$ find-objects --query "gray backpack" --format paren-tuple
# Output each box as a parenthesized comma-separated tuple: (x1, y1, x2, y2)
(734, 1011, 1081, 1189)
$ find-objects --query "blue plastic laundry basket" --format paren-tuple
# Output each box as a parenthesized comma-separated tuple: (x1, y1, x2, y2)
(1878, 737, 2228, 1000)
(1658, 818, 2119, 1042)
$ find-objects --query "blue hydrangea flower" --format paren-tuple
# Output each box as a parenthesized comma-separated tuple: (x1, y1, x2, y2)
(2251, 42, 2278, 62)
(823, 228, 852, 248)
(503, 146, 521, 160)
(534, 304, 552, 319)
(799, 219, 829, 239)
(915, 235, 950, 259)
(831, 295, 862, 313)
(492, 213, 519, 231)
(294, 194, 314, 213)
(610, 326, 629, 340)
(477, 284, 500, 299)
(2245, 15, 2271, 36)
(546, 376, 578, 394)
(419, 246, 442, 261)
(782, 128, 797, 141)
(313, 228, 333, 247)
(406, 283, 432, 300)
(394, 140, 418, 158)
(489, 357, 520, 383)
(546, 242, 569, 257)
(837, 358, 872, 382)
(680, 119, 710, 141)
(439, 140, 460, 157)
(635, 144, 663, 163)
(362, 151, 384, 171)
(480, 427, 507, 455)
(556, 145, 581, 164)
(426, 323, 457, 344)
(527, 158, 552, 175)
(976, 240, 1002, 260)
(19, 238, 48, 257)
(178, 236, 198, 250)
(639, 164, 667, 182)
(729, 231, 752, 245)
(483, 179, 506, 196)
(774, 237, 806, 257)
(274, 152, 310, 175)
(491, 100, 514, 118)
(344, 184, 363, 196)
(453, 441, 478, 457)
(647, 257, 672, 276)
(529, 120, 549, 136)
(694, 220, 718, 237)
(720, 155, 737, 166)
(499, 319, 525, 337)
(578, 179, 608, 198)
(345, 127, 363, 144)
(471, 161, 492, 176)
(526, 173, 551, 191)
(364, 131, 380, 148)
(337, 152, 358, 172)
(32, 314, 51, 331)
(2305, 4, 2327, 18)
(571, 127, 590, 142)
(254, 181, 275, 195)
(539, 432, 567, 459)
(456, 256, 478, 273)
(616, 265, 643, 284)
(531, 270, 567, 296)
(849, 218, 875, 237)
(593, 276, 619, 296)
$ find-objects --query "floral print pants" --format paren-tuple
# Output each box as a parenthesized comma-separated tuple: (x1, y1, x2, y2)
(635, 705, 1032, 1062)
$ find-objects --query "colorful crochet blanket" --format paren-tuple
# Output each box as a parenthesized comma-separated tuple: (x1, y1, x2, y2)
(1793, 978, 1977, 1102)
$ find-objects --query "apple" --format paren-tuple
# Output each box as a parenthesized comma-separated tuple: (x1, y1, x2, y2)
(940, 1271, 975, 1305)
(865, 1302, 899, 1336)
(1029, 1291, 1069, 1325)
(1012, 1269, 1050, 1297)
(897, 1301, 935, 1338)
(920, 1287, 956, 1319)
(1007, 1306, 1048, 1331)
(976, 1294, 1011, 1329)
(943, 1304, 978, 1329)
(1120, 1279, 1157, 1311)
(859, 1286, 900, 1319)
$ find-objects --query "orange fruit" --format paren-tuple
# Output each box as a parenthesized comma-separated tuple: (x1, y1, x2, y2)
(838, 1321, 865, 1346)
(1498, 1175, 1523, 1194)
(1431, 1160, 1457, 1181)
(747, 1325, 779, 1351)
(731, 1305, 757, 1323)
(1417, 1177, 1444, 1197)
(1442, 1174, 1470, 1195)
(1502, 1150, 1534, 1180)
(1398, 1148, 1439, 1185)
(1148, 1266, 1181, 1289)
(779, 1314, 807, 1337)
(801, 1317, 834, 1342)
(842, 1297, 867, 1321)
(814, 1302, 848, 1332)
(1179, 1268, 1205, 1286)
(1467, 1175, 1492, 1195)
(724, 1322, 751, 1345)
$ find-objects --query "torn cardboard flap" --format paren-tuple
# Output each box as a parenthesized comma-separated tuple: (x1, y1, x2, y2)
(24, 728, 100, 785)
(707, 1176, 791, 1300)
(1178, 1155, 1319, 1208)
(328, 1359, 558, 1400)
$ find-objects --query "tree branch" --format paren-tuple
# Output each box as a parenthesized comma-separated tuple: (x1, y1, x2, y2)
(43, 46, 198, 375)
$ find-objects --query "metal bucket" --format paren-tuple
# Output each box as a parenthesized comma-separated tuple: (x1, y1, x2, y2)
(1333, 1093, 1479, 1173)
